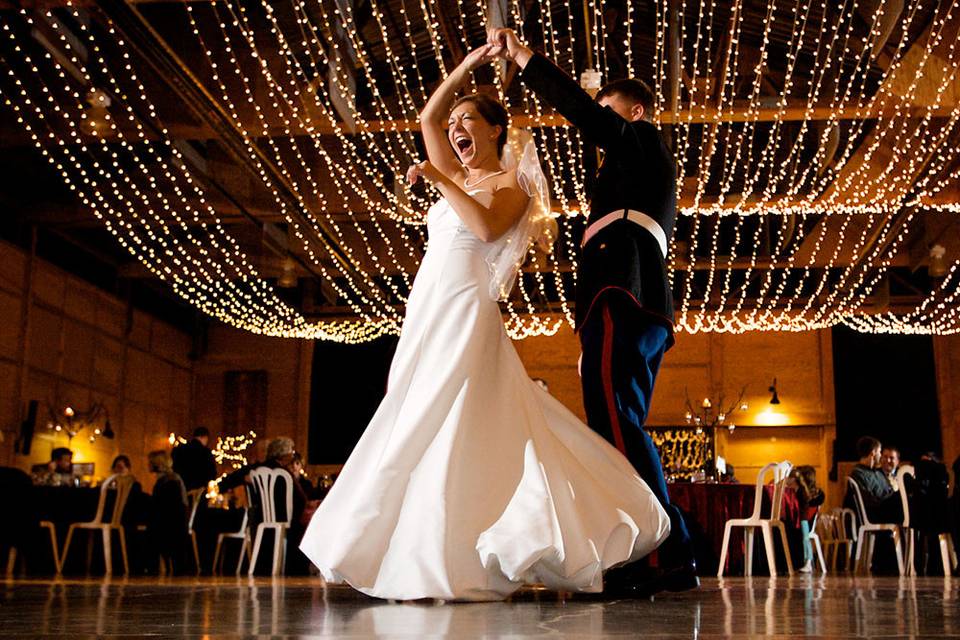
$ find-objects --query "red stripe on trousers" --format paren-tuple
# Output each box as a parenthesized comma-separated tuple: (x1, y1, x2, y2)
(600, 303, 627, 455)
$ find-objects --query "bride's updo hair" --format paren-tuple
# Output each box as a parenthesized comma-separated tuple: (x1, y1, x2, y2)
(451, 94, 509, 159)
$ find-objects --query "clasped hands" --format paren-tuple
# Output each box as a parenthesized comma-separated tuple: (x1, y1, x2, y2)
(406, 29, 531, 187)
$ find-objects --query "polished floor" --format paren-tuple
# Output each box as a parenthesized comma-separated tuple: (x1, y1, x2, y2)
(1, 575, 957, 638)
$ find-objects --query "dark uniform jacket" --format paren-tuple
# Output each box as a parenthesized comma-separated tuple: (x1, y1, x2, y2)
(520, 53, 677, 341)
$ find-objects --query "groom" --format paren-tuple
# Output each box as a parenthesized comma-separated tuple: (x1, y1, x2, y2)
(489, 29, 698, 595)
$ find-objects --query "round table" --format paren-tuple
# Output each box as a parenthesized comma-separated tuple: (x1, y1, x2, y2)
(668, 482, 801, 575)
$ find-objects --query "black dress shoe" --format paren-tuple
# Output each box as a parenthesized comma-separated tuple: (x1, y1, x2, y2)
(658, 562, 700, 592)
(601, 562, 700, 599)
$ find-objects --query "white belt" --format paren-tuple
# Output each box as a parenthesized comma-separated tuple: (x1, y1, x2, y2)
(581, 209, 667, 257)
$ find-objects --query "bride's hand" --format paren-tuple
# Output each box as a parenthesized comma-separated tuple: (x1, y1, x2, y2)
(407, 161, 443, 186)
(460, 43, 501, 71)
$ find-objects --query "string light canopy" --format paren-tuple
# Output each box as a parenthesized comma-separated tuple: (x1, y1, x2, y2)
(1, 0, 958, 342)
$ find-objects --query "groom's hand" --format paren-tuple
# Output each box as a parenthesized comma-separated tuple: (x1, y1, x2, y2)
(487, 28, 533, 69)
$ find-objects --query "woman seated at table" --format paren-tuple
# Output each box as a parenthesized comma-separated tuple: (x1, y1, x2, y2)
(788, 465, 824, 573)
(146, 450, 189, 574)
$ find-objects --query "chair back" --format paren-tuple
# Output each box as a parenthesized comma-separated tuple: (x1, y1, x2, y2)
(95, 474, 134, 526)
(186, 488, 205, 532)
(770, 461, 793, 521)
(846, 477, 872, 528)
(838, 507, 858, 541)
(817, 512, 838, 542)
(248, 467, 293, 525)
(896, 464, 914, 528)
(747, 461, 792, 520)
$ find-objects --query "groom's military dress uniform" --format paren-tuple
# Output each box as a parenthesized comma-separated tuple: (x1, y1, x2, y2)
(520, 53, 693, 570)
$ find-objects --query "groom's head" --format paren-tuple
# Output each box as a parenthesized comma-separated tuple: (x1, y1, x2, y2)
(596, 79, 655, 123)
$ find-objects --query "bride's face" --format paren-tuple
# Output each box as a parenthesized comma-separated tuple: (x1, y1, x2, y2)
(448, 102, 501, 168)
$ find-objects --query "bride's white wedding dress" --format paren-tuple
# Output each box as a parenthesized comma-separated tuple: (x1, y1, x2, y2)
(299, 194, 670, 601)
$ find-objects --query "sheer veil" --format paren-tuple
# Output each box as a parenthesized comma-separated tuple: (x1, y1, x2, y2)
(484, 128, 556, 301)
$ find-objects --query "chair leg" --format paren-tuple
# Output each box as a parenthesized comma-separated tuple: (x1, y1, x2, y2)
(272, 529, 282, 576)
(248, 526, 265, 577)
(745, 528, 755, 577)
(236, 536, 250, 576)
(775, 523, 794, 576)
(102, 528, 113, 576)
(760, 524, 778, 577)
(938, 534, 955, 575)
(854, 530, 866, 574)
(718, 523, 733, 577)
(212, 537, 223, 575)
(812, 534, 827, 574)
(892, 529, 905, 576)
(190, 532, 201, 575)
(117, 528, 129, 576)
(5, 547, 15, 577)
(60, 525, 76, 575)
(949, 534, 959, 571)
(42, 523, 61, 573)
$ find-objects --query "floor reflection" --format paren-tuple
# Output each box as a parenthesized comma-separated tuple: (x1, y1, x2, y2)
(1, 576, 956, 638)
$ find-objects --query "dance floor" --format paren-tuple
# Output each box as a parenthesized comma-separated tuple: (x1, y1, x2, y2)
(2, 575, 957, 638)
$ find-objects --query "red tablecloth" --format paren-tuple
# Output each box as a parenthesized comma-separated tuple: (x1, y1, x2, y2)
(668, 482, 800, 575)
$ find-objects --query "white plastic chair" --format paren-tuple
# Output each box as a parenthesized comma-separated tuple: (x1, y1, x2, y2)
(819, 507, 857, 572)
(718, 461, 795, 577)
(212, 507, 251, 575)
(60, 474, 134, 575)
(847, 477, 904, 575)
(247, 468, 293, 576)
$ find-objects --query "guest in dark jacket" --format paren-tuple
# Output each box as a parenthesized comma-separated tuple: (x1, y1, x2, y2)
(847, 436, 902, 524)
(147, 450, 189, 574)
(909, 453, 952, 574)
(172, 427, 217, 491)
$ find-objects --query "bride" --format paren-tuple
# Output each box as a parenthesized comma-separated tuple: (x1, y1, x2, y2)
(299, 44, 669, 601)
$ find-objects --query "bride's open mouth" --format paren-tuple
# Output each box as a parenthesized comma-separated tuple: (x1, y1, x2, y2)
(454, 134, 475, 161)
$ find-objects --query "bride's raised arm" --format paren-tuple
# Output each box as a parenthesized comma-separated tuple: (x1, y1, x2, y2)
(418, 45, 498, 181)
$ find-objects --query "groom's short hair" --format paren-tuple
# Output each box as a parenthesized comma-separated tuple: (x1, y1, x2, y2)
(596, 79, 655, 117)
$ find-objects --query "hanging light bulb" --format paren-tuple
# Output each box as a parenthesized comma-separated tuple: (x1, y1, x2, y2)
(277, 256, 298, 288)
(79, 89, 115, 138)
(929, 244, 947, 278)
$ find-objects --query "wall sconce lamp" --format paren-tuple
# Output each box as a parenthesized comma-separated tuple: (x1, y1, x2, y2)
(768, 378, 781, 405)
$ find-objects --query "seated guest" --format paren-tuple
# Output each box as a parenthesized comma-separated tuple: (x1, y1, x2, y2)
(847, 436, 902, 524)
(112, 454, 146, 517)
(112, 454, 133, 477)
(147, 450, 189, 574)
(172, 426, 218, 491)
(32, 447, 75, 486)
(789, 465, 825, 573)
(880, 446, 900, 492)
(910, 453, 951, 574)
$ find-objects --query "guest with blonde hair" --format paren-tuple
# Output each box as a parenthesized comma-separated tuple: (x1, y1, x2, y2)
(147, 450, 189, 574)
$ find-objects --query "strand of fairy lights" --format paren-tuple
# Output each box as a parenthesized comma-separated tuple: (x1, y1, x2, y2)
(198, 11, 398, 332)
(4, 0, 959, 339)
